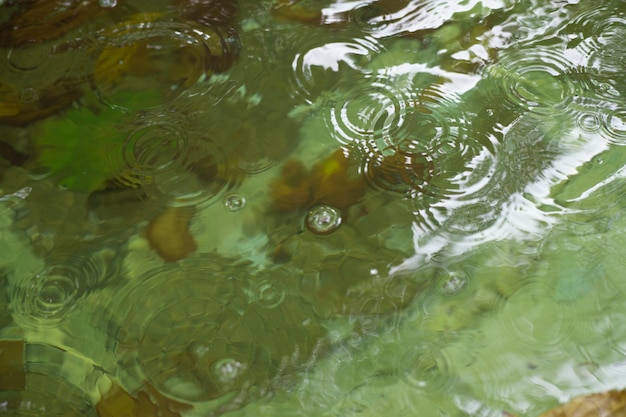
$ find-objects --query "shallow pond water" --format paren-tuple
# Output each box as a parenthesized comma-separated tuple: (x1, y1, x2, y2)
(1, 0, 626, 416)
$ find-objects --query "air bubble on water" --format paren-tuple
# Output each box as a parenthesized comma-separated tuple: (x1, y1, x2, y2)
(18, 87, 38, 103)
(224, 194, 246, 211)
(214, 358, 245, 385)
(99, 0, 117, 7)
(440, 271, 468, 295)
(305, 205, 342, 235)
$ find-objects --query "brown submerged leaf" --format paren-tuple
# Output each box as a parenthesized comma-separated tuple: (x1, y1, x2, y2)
(0, 0, 104, 47)
(270, 149, 365, 213)
(96, 381, 192, 417)
(310, 148, 366, 209)
(536, 390, 626, 417)
(145, 207, 197, 262)
(0, 79, 82, 126)
(0, 340, 25, 391)
(505, 390, 626, 417)
(176, 0, 240, 72)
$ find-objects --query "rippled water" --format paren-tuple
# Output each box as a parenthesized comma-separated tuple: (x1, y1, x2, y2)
(1, 0, 626, 415)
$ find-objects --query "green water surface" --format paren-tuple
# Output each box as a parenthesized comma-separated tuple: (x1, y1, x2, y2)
(1, 0, 626, 416)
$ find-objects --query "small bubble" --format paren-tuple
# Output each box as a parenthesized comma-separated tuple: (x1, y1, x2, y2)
(305, 205, 342, 235)
(224, 194, 246, 211)
(253, 281, 285, 308)
(18, 87, 38, 103)
(99, 0, 117, 7)
(214, 358, 245, 385)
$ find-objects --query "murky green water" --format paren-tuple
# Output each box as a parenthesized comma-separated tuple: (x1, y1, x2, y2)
(1, 0, 626, 415)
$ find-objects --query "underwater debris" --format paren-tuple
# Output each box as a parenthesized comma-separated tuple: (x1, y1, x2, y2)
(0, 0, 240, 127)
(0, 339, 25, 391)
(0, 80, 83, 127)
(270, 148, 366, 213)
(506, 389, 626, 417)
(96, 381, 192, 417)
(533, 390, 626, 417)
(0, 0, 105, 47)
(145, 206, 197, 262)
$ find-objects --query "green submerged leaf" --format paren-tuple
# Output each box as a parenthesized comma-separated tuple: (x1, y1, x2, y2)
(33, 91, 160, 193)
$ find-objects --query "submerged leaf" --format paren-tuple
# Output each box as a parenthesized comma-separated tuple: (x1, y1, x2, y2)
(539, 390, 626, 417)
(270, 149, 365, 212)
(508, 390, 626, 417)
(145, 206, 197, 262)
(0, 340, 25, 391)
(0, 0, 104, 47)
(96, 381, 191, 417)
(31, 90, 161, 192)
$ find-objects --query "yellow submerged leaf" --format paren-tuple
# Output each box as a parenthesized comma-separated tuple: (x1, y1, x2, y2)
(94, 13, 164, 86)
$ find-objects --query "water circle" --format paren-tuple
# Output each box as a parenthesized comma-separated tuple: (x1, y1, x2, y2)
(439, 270, 469, 296)
(34, 275, 77, 313)
(305, 205, 343, 235)
(364, 142, 435, 196)
(290, 37, 383, 101)
(584, 14, 626, 76)
(601, 109, 626, 145)
(12, 258, 104, 325)
(93, 16, 237, 110)
(250, 280, 286, 309)
(326, 78, 407, 146)
(108, 259, 284, 411)
(138, 303, 257, 403)
(7, 42, 51, 71)
(403, 348, 456, 394)
(122, 123, 186, 182)
(485, 48, 577, 115)
(349, 4, 392, 33)
(576, 111, 602, 132)
(118, 123, 235, 206)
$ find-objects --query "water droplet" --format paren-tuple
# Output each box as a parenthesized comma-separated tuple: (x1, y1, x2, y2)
(224, 194, 246, 211)
(214, 358, 246, 385)
(252, 280, 285, 309)
(440, 271, 469, 295)
(18, 87, 38, 103)
(577, 111, 601, 131)
(305, 205, 342, 235)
